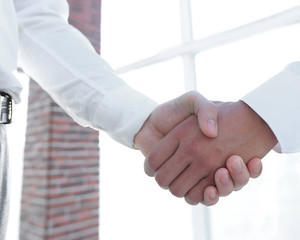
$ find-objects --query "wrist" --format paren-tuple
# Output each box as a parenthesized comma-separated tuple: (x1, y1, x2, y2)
(134, 118, 149, 154)
(238, 100, 278, 149)
(134, 115, 162, 156)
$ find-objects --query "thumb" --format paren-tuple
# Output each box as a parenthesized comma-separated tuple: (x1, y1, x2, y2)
(194, 97, 218, 138)
(145, 91, 218, 137)
(180, 91, 218, 138)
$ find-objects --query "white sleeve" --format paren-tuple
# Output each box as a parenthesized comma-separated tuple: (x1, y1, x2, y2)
(241, 62, 300, 153)
(13, 0, 158, 148)
(0, 0, 22, 103)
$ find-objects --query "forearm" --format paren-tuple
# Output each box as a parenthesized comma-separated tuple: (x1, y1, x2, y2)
(15, 0, 157, 147)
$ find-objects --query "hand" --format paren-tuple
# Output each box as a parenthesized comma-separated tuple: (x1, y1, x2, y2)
(135, 92, 264, 205)
(135, 91, 218, 156)
(143, 100, 277, 205)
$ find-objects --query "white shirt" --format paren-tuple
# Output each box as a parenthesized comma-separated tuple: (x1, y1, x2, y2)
(1, 0, 157, 148)
(242, 62, 300, 153)
(1, 0, 300, 152)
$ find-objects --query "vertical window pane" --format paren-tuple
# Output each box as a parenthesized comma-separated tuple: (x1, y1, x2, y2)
(101, 0, 182, 68)
(101, 1, 193, 239)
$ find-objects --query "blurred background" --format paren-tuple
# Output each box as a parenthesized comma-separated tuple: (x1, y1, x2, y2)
(7, 1, 300, 239)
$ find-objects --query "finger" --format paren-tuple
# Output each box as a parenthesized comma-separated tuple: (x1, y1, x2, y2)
(168, 163, 208, 198)
(214, 168, 234, 196)
(226, 155, 250, 191)
(154, 153, 192, 190)
(144, 159, 156, 177)
(144, 130, 179, 177)
(203, 186, 219, 206)
(185, 177, 211, 205)
(247, 157, 262, 178)
(150, 91, 211, 135)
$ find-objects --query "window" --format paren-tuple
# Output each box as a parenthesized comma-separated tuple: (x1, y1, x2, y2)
(101, 1, 300, 240)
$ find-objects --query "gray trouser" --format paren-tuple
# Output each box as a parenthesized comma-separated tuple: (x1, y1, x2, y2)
(0, 125, 9, 239)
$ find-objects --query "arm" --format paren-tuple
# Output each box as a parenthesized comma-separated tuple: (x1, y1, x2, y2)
(0, 1, 22, 103)
(14, 0, 262, 206)
(14, 0, 157, 147)
(242, 62, 300, 153)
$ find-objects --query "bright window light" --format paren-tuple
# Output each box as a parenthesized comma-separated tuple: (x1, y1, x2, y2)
(101, 1, 300, 240)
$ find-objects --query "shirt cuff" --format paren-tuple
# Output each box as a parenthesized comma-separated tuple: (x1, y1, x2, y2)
(94, 85, 158, 148)
(241, 63, 300, 153)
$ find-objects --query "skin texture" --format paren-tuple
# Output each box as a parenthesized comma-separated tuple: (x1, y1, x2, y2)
(202, 155, 261, 204)
(143, 100, 277, 205)
(135, 92, 265, 206)
(135, 91, 218, 157)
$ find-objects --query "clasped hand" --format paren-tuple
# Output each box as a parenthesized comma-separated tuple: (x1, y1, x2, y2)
(135, 91, 277, 206)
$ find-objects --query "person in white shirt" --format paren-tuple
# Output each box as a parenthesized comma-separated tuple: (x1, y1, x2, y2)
(0, 0, 260, 238)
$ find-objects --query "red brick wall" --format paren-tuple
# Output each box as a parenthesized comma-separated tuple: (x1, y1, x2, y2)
(68, 0, 101, 53)
(19, 1, 101, 239)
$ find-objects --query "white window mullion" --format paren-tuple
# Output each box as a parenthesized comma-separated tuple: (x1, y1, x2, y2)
(179, 1, 211, 240)
(115, 5, 300, 75)
(179, 0, 197, 91)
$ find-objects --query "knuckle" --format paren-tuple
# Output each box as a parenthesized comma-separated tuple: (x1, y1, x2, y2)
(147, 154, 158, 171)
(155, 172, 169, 189)
(184, 90, 197, 103)
(185, 192, 202, 206)
(169, 185, 184, 198)
(207, 100, 217, 112)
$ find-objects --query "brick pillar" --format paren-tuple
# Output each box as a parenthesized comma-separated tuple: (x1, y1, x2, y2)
(19, 1, 101, 239)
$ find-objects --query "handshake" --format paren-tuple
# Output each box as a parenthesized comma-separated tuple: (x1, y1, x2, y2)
(134, 91, 277, 206)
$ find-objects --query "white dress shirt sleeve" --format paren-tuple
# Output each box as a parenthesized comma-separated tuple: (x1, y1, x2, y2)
(242, 62, 300, 153)
(13, 0, 158, 148)
(0, 0, 22, 103)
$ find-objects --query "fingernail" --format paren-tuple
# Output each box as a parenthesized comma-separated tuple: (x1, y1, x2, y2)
(207, 119, 217, 134)
(253, 165, 261, 175)
(220, 174, 229, 185)
(209, 190, 217, 200)
(231, 157, 242, 173)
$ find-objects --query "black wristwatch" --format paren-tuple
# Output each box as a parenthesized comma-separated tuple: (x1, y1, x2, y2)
(0, 92, 12, 124)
